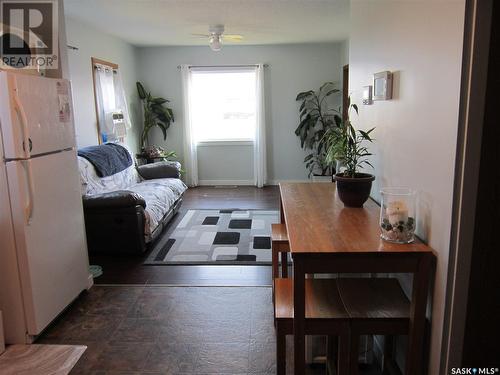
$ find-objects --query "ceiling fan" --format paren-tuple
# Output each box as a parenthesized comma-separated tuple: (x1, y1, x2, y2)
(192, 25, 243, 51)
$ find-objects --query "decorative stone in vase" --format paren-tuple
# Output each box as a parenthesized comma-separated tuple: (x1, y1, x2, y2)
(380, 188, 416, 243)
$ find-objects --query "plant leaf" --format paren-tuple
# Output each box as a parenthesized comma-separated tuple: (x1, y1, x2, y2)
(352, 103, 359, 115)
(157, 122, 167, 140)
(136, 82, 147, 100)
(296, 90, 314, 101)
(166, 108, 174, 122)
(319, 82, 335, 92)
(324, 89, 340, 97)
(152, 97, 169, 105)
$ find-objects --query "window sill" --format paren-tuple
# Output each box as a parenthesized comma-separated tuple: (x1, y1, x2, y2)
(197, 140, 254, 147)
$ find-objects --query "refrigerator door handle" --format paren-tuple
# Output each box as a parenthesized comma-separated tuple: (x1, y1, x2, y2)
(22, 160, 35, 225)
(13, 93, 31, 159)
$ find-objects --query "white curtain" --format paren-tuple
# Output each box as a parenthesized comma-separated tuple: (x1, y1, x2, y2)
(95, 65, 115, 133)
(95, 64, 131, 142)
(180, 65, 198, 187)
(254, 64, 267, 187)
(112, 69, 131, 129)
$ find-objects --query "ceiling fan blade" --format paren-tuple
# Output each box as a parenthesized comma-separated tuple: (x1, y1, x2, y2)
(223, 34, 244, 41)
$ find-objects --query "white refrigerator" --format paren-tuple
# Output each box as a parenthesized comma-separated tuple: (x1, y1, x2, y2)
(0, 71, 92, 344)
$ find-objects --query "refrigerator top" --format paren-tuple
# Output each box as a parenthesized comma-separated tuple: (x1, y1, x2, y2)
(0, 72, 77, 160)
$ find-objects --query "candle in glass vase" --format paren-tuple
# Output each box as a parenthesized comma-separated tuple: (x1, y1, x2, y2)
(386, 200, 408, 225)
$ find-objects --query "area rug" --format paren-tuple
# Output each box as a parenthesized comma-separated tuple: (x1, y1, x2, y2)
(145, 209, 280, 265)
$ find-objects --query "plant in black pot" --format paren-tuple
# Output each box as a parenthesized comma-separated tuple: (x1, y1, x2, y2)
(295, 82, 341, 181)
(324, 102, 375, 207)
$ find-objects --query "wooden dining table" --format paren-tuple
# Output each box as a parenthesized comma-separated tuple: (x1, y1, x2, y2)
(278, 183, 435, 375)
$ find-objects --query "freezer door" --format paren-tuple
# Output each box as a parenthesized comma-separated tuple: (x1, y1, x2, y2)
(0, 72, 76, 159)
(6, 150, 90, 335)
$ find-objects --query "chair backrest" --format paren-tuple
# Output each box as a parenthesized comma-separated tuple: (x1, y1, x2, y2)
(78, 143, 140, 196)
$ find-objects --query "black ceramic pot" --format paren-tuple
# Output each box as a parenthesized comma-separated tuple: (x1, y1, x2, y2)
(334, 173, 375, 208)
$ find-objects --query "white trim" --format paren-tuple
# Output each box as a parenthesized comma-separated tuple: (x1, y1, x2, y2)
(86, 274, 94, 290)
(197, 140, 254, 147)
(198, 179, 255, 186)
(96, 284, 272, 287)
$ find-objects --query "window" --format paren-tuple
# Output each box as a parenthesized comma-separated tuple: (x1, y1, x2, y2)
(91, 57, 131, 143)
(190, 68, 257, 142)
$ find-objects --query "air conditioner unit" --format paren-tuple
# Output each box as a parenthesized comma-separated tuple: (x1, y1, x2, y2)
(104, 110, 127, 139)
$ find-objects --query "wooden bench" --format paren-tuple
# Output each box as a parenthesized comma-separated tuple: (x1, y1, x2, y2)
(274, 278, 350, 375)
(337, 278, 411, 375)
(271, 223, 290, 279)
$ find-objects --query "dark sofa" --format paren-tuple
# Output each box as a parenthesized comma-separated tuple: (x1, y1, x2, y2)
(78, 145, 187, 254)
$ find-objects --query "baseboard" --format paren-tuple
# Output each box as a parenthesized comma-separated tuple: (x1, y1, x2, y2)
(197, 179, 311, 186)
(86, 273, 94, 290)
(198, 179, 255, 186)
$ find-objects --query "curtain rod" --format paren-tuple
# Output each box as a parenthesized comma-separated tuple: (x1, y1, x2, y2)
(176, 64, 269, 69)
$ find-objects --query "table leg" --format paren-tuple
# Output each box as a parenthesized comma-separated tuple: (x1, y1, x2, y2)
(280, 197, 285, 223)
(272, 243, 279, 280)
(293, 258, 305, 375)
(276, 324, 286, 375)
(405, 253, 432, 375)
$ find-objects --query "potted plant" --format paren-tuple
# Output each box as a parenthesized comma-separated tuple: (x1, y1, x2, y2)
(136, 81, 174, 150)
(295, 82, 342, 182)
(324, 102, 375, 207)
(141, 145, 178, 164)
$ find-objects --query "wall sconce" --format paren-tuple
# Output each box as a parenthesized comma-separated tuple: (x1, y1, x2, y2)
(363, 85, 373, 105)
(373, 71, 393, 100)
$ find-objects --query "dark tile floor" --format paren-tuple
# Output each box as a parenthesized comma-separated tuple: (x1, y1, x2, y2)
(38, 285, 299, 374)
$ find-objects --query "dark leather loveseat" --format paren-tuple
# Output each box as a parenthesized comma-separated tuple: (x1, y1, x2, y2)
(78, 145, 187, 254)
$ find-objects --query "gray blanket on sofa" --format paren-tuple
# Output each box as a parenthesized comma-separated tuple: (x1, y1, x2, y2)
(77, 143, 132, 177)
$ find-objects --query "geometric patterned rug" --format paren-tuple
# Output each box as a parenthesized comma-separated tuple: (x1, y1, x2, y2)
(144, 209, 280, 265)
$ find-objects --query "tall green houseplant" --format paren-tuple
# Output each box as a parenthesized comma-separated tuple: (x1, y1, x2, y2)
(295, 82, 341, 177)
(136, 81, 174, 150)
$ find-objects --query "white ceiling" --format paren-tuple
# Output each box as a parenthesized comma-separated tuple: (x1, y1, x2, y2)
(63, 0, 349, 47)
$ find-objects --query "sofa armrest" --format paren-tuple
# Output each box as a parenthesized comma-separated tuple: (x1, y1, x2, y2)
(83, 190, 146, 209)
(137, 161, 181, 179)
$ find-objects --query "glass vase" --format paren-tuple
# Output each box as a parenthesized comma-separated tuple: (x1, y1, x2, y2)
(380, 188, 416, 243)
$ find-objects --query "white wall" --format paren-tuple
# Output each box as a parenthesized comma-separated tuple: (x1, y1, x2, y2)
(65, 16, 141, 152)
(349, 1, 465, 373)
(136, 43, 344, 184)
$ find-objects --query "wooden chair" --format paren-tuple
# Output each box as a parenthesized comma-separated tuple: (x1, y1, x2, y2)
(271, 223, 290, 279)
(274, 278, 351, 375)
(337, 278, 411, 375)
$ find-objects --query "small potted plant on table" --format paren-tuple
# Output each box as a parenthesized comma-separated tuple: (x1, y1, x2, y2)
(324, 102, 375, 207)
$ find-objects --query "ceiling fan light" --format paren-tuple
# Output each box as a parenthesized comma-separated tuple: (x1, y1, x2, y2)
(209, 35, 222, 51)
